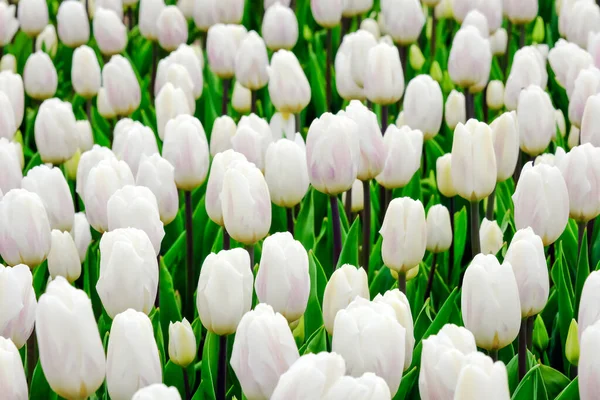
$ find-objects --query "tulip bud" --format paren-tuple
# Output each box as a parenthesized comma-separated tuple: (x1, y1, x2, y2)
(0, 263, 36, 348)
(434, 0, 453, 19)
(262, 2, 298, 51)
(490, 111, 519, 182)
(332, 297, 405, 396)
(133, 384, 182, 400)
(136, 154, 179, 225)
(139, 0, 165, 41)
(364, 42, 404, 105)
(462, 254, 521, 350)
(504, 0, 538, 24)
(264, 137, 309, 208)
(343, 30, 377, 91)
(206, 24, 248, 79)
(210, 116, 236, 156)
(323, 264, 369, 334)
(22, 165, 75, 231)
(97, 87, 117, 119)
(380, 0, 425, 45)
(160, 63, 195, 113)
(35, 24, 57, 57)
(0, 92, 15, 141)
(192, 0, 217, 31)
(578, 271, 600, 346)
(451, 119, 497, 201)
(559, 143, 600, 222)
(0, 71, 23, 128)
(102, 55, 141, 116)
(232, 81, 252, 114)
(57, 2, 89, 47)
(311, 0, 343, 28)
(267, 50, 311, 114)
(403, 75, 443, 140)
(568, 125, 581, 149)
(335, 34, 365, 101)
(168, 318, 196, 367)
(270, 112, 295, 140)
(436, 154, 457, 198)
(162, 115, 210, 191)
(235, 31, 269, 90)
(342, 180, 364, 213)
(160, 44, 203, 99)
(47, 229, 81, 282)
(486, 80, 504, 110)
(490, 27, 508, 55)
(453, 352, 511, 399)
(221, 159, 272, 244)
(325, 373, 391, 400)
(0, 3, 18, 47)
(479, 218, 503, 255)
(409, 44, 425, 71)
(157, 6, 188, 51)
(34, 98, 80, 164)
(563, 321, 579, 371)
(0, 337, 28, 398)
(0, 54, 16, 73)
(94, 8, 127, 55)
(426, 204, 452, 253)
(581, 93, 600, 147)
(445, 90, 466, 130)
(107, 309, 162, 400)
(461, 10, 489, 38)
(513, 162, 570, 246)
(76, 145, 117, 198)
(71, 212, 92, 262)
(564, 0, 600, 48)
(107, 185, 165, 255)
(72, 45, 101, 99)
(84, 158, 135, 233)
(448, 26, 492, 93)
(95, 0, 124, 19)
(97, 228, 158, 317)
(23, 51, 57, 100)
(376, 125, 423, 189)
(569, 66, 600, 129)
(151, 86, 189, 147)
(548, 39, 593, 97)
(0, 141, 19, 196)
(205, 150, 246, 226)
(17, 0, 48, 36)
(306, 113, 360, 195)
(0, 189, 51, 267)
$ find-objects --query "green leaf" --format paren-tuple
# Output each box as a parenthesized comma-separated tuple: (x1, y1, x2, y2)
(557, 244, 575, 353)
(299, 326, 327, 355)
(32, 261, 49, 300)
(539, 364, 570, 399)
(453, 206, 468, 284)
(336, 217, 360, 269)
(160, 257, 182, 344)
(201, 332, 220, 400)
(554, 377, 579, 400)
(369, 266, 396, 299)
(164, 361, 186, 399)
(511, 365, 548, 400)
(307, 44, 326, 115)
(305, 250, 325, 341)
(506, 351, 538, 395)
(575, 227, 589, 314)
(393, 367, 418, 400)
(30, 361, 53, 400)
(295, 189, 316, 250)
(24, 152, 42, 174)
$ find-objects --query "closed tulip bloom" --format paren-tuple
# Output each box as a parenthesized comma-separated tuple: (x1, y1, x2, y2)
(403, 75, 443, 140)
(436, 154, 458, 198)
(306, 113, 360, 195)
(0, 54, 16, 73)
(22, 165, 74, 231)
(162, 115, 210, 191)
(581, 94, 600, 145)
(0, 3, 18, 46)
(335, 34, 365, 101)
(23, 51, 57, 100)
(565, 1, 600, 49)
(57, 1, 89, 47)
(342, 0, 373, 16)
(434, 0, 454, 19)
(72, 45, 101, 99)
(36, 277, 105, 399)
(360, 18, 380, 38)
(157, 6, 188, 51)
(460, 10, 490, 38)
(589, 31, 600, 69)
(453, 352, 510, 399)
(490, 111, 519, 182)
(548, 39, 593, 97)
(177, 0, 193, 19)
(448, 26, 492, 93)
(133, 384, 182, 400)
(490, 27, 508, 55)
(0, 140, 20, 194)
(197, 248, 252, 335)
(103, 55, 141, 116)
(559, 143, 600, 222)
(107, 309, 162, 400)
(569, 125, 581, 149)
(569, 66, 600, 128)
(97, 228, 158, 317)
(0, 92, 15, 140)
(35, 24, 57, 57)
(139, 0, 165, 40)
(345, 30, 377, 90)
(504, 47, 548, 111)
(479, 218, 503, 255)
(70, 212, 92, 262)
(376, 125, 423, 189)
(232, 81, 251, 113)
(221, 159, 272, 244)
(163, 44, 203, 99)
(210, 116, 236, 156)
(17, 0, 48, 36)
(160, 63, 195, 112)
(231, 303, 300, 399)
(0, 264, 36, 348)
(580, 320, 600, 400)
(324, 373, 391, 400)
(95, 0, 124, 19)
(255, 232, 309, 323)
(97, 87, 117, 119)
(504, 0, 538, 24)
(426, 204, 452, 253)
(112, 122, 159, 176)
(517, 85, 555, 156)
(380, 197, 427, 273)
(47, 229, 81, 282)
(265, 137, 309, 208)
(76, 145, 117, 198)
(451, 119, 497, 201)
(168, 318, 196, 367)
(262, 2, 298, 50)
(34, 98, 79, 164)
(381, 0, 425, 45)
(342, 180, 364, 212)
(311, 0, 343, 28)
(136, 154, 179, 225)
(205, 150, 247, 226)
(270, 112, 296, 140)
(364, 42, 404, 105)
(513, 162, 569, 246)
(0, 337, 28, 399)
(486, 80, 504, 110)
(234, 31, 269, 90)
(323, 264, 369, 334)
(461, 254, 521, 350)
(332, 297, 405, 396)
(107, 185, 165, 255)
(206, 24, 247, 79)
(579, 272, 600, 343)
(267, 50, 311, 114)
(445, 90, 466, 130)
(0, 72, 24, 129)
(94, 8, 127, 55)
(0, 189, 51, 267)
(84, 158, 135, 233)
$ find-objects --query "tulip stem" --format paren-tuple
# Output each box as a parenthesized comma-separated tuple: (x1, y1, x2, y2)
(155, 255, 161, 307)
(470, 200, 481, 258)
(430, 9, 437, 60)
(486, 187, 496, 220)
(489, 349, 498, 362)
(185, 190, 194, 321)
(578, 221, 587, 264)
(216, 335, 227, 400)
(246, 244, 255, 271)
(398, 272, 406, 294)
(519, 318, 527, 380)
(588, 219, 595, 257)
(150, 42, 158, 102)
(380, 105, 390, 223)
(27, 330, 36, 385)
(482, 84, 489, 122)
(519, 24, 525, 49)
(362, 180, 371, 274)
(295, 113, 300, 134)
(86, 98, 91, 122)
(465, 91, 475, 120)
(326, 28, 332, 111)
(251, 90, 257, 114)
(287, 207, 295, 237)
(344, 188, 353, 221)
(425, 252, 437, 301)
(223, 228, 230, 251)
(397, 44, 407, 81)
(548, 243, 555, 267)
(183, 367, 191, 400)
(330, 195, 342, 268)
(127, 7, 133, 31)
(527, 316, 534, 350)
(222, 79, 231, 116)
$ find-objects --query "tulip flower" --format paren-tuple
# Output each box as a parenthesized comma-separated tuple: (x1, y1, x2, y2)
(154, 45, 203, 100)
(479, 218, 503, 255)
(168, 318, 196, 367)
(102, 55, 141, 116)
(231, 114, 273, 171)
(504, 0, 538, 24)
(35, 24, 57, 57)
(0, 54, 16, 72)
(360, 17, 380, 37)
(453, 352, 511, 399)
(47, 229, 81, 282)
(271, 352, 346, 400)
(154, 85, 190, 140)
(332, 297, 405, 396)
(445, 90, 466, 130)
(210, 116, 236, 156)
(139, 0, 165, 40)
(403, 75, 443, 140)
(486, 80, 504, 110)
(0, 141, 20, 195)
(17, 0, 48, 37)
(94, 8, 127, 55)
(342, 180, 364, 213)
(232, 81, 251, 113)
(342, 31, 376, 91)
(70, 212, 92, 262)
(36, 276, 105, 399)
(95, 0, 124, 19)
(0, 3, 18, 47)
(97, 228, 158, 317)
(76, 120, 94, 150)
(490, 27, 508, 55)
(72, 45, 101, 99)
(579, 272, 600, 346)
(162, 114, 210, 191)
(563, 0, 600, 49)
(268, 50, 311, 114)
(462, 254, 521, 351)
(548, 39, 593, 97)
(192, 0, 217, 31)
(136, 154, 179, 225)
(460, 10, 490, 38)
(221, 159, 272, 245)
(513, 162, 569, 246)
(581, 93, 600, 146)
(0, 92, 15, 140)
(0, 71, 23, 127)
(205, 150, 248, 227)
(23, 51, 57, 100)
(436, 153, 457, 198)
(106, 309, 162, 400)
(0, 337, 28, 398)
(490, 111, 519, 183)
(57, 1, 89, 47)
(34, 98, 80, 164)
(517, 85, 555, 156)
(133, 384, 182, 400)
(504, 47, 548, 111)
(335, 34, 366, 101)
(97, 87, 117, 119)
(311, 0, 343, 28)
(206, 24, 247, 79)
(589, 31, 600, 69)
(197, 248, 253, 335)
(426, 204, 452, 253)
(0, 263, 36, 349)
(380, 0, 425, 45)
(323, 264, 369, 334)
(76, 145, 117, 199)
(324, 373, 391, 400)
(579, 319, 600, 399)
(235, 31, 269, 93)
(569, 66, 600, 129)
(262, 2, 298, 51)
(264, 137, 309, 209)
(157, 6, 188, 51)
(559, 143, 600, 222)
(231, 303, 300, 400)
(112, 124, 159, 177)
(419, 324, 477, 399)
(270, 112, 296, 140)
(448, 26, 491, 95)
(377, 126, 422, 191)
(364, 42, 404, 105)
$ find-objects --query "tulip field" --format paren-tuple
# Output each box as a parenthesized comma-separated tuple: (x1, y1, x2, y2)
(3, 0, 600, 398)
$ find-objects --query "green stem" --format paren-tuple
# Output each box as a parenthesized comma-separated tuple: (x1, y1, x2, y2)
(398, 272, 406, 294)
(362, 180, 371, 274)
(519, 318, 527, 380)
(185, 191, 194, 321)
(425, 252, 437, 300)
(486, 186, 496, 220)
(470, 201, 481, 258)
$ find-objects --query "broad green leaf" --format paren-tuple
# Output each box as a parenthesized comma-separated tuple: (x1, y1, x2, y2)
(160, 257, 182, 343)
(307, 44, 326, 115)
(299, 326, 327, 355)
(554, 377, 579, 400)
(295, 189, 316, 251)
(539, 364, 570, 399)
(201, 331, 221, 400)
(506, 351, 538, 395)
(394, 367, 418, 400)
(511, 365, 548, 400)
(556, 244, 574, 362)
(369, 266, 396, 299)
(574, 228, 589, 314)
(336, 217, 360, 269)
(305, 250, 325, 340)
(164, 361, 186, 398)
(453, 206, 468, 284)
(30, 361, 54, 400)
(32, 261, 49, 300)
